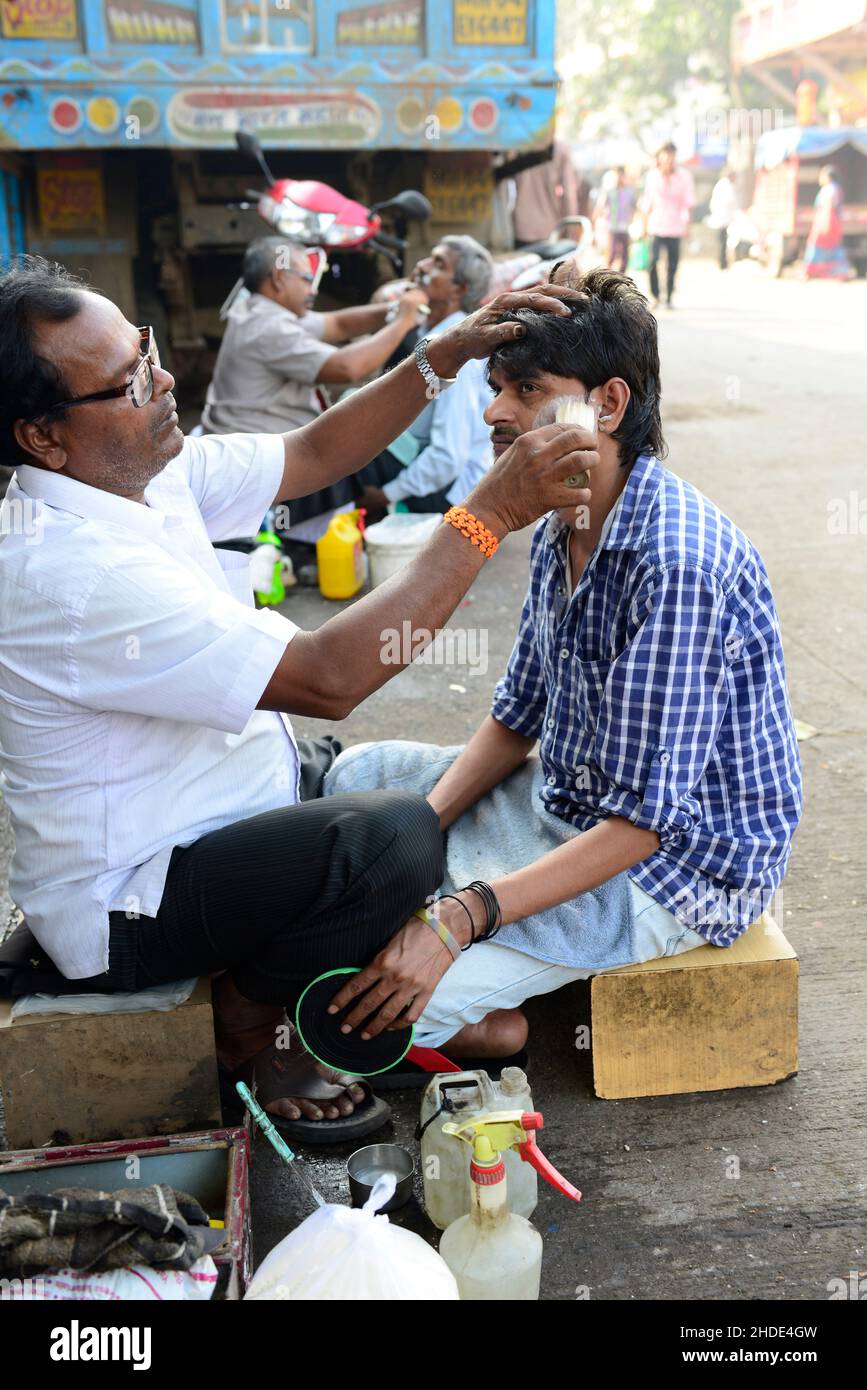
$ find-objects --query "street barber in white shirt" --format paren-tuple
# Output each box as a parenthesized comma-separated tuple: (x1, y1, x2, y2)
(0, 255, 596, 1140)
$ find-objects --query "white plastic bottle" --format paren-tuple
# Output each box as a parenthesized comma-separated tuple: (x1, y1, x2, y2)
(420, 1068, 536, 1229)
(438, 1128, 542, 1300)
(437, 1110, 581, 1301)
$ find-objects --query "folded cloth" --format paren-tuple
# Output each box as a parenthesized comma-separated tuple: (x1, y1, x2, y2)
(11, 979, 196, 1020)
(0, 1184, 223, 1278)
(323, 741, 637, 971)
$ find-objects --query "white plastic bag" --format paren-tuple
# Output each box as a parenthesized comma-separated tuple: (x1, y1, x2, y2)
(244, 1175, 459, 1301)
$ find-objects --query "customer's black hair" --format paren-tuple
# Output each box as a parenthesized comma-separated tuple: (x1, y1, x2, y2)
(0, 255, 91, 465)
(487, 267, 666, 469)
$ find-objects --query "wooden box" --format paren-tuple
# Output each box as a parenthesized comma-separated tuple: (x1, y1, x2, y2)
(0, 978, 221, 1149)
(590, 916, 799, 1099)
(0, 1127, 251, 1299)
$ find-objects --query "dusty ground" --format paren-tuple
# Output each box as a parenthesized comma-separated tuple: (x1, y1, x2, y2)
(1, 256, 865, 1303)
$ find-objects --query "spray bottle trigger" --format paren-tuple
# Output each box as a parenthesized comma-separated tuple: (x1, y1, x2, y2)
(517, 1133, 582, 1203)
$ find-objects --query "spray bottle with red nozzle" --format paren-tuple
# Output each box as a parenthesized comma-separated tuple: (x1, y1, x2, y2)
(438, 1110, 580, 1301)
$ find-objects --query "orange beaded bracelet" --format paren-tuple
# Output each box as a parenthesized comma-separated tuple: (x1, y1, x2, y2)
(442, 506, 499, 559)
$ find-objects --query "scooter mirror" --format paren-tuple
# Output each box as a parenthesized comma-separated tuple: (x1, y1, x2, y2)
(371, 190, 432, 222)
(235, 128, 275, 185)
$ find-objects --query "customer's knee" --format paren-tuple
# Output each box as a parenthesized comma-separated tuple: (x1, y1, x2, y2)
(368, 789, 443, 897)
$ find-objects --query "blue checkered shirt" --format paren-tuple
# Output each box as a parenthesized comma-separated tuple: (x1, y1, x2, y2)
(490, 453, 802, 944)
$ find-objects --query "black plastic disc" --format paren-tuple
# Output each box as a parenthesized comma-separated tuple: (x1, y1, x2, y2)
(294, 968, 414, 1077)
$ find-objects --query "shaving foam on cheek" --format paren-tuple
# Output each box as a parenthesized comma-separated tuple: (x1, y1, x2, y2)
(555, 397, 598, 489)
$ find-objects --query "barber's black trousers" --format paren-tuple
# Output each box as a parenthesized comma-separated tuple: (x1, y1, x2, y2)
(101, 739, 444, 1011)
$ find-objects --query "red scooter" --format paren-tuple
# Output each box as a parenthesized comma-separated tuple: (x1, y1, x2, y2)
(236, 128, 431, 275)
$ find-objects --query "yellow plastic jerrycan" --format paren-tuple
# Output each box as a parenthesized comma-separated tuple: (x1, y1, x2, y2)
(316, 508, 366, 600)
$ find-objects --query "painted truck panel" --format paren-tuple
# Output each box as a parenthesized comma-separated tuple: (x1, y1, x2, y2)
(0, 0, 557, 152)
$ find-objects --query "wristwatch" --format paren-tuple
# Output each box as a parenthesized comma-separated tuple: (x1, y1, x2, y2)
(414, 336, 458, 394)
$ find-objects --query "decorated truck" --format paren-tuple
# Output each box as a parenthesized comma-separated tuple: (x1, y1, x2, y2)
(0, 0, 557, 377)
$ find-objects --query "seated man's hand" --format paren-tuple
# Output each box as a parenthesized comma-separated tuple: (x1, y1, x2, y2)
(327, 898, 473, 1039)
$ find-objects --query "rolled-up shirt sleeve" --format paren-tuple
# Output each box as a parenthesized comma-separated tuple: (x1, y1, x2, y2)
(181, 431, 286, 541)
(594, 564, 733, 846)
(71, 555, 298, 735)
(490, 586, 548, 740)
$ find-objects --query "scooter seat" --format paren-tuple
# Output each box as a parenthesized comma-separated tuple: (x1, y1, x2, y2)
(517, 236, 579, 261)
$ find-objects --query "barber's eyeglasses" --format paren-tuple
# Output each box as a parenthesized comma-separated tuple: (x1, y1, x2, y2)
(284, 268, 316, 285)
(33, 326, 160, 418)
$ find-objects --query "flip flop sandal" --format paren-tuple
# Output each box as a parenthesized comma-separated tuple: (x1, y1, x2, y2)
(220, 1040, 391, 1147)
(372, 1047, 529, 1092)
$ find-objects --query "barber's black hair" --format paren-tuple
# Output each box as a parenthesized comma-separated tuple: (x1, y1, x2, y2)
(0, 255, 91, 465)
(487, 267, 666, 469)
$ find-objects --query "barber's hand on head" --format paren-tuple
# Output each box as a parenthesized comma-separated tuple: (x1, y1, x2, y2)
(465, 423, 599, 538)
(326, 899, 471, 1039)
(426, 285, 582, 376)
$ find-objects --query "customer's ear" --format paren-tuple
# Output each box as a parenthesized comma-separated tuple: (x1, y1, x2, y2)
(592, 378, 630, 432)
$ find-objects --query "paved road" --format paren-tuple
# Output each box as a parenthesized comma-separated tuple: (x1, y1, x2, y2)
(2, 257, 865, 1300)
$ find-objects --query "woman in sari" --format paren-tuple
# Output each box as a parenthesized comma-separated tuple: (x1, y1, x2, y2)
(803, 166, 854, 280)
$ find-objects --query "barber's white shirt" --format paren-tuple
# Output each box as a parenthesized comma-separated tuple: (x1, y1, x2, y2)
(0, 433, 299, 978)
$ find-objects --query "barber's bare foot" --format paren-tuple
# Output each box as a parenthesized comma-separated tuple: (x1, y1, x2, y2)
(442, 1007, 528, 1059)
(212, 973, 365, 1122)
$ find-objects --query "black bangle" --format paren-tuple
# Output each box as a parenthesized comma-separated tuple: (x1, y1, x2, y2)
(437, 893, 477, 950)
(463, 880, 502, 943)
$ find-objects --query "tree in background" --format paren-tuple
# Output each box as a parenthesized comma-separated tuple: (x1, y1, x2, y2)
(557, 0, 744, 146)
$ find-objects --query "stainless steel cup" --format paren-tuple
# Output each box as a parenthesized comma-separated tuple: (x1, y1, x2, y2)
(347, 1142, 414, 1212)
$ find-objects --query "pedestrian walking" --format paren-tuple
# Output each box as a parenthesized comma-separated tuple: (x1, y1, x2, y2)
(803, 166, 854, 280)
(595, 167, 637, 274)
(641, 142, 695, 309)
(707, 167, 738, 270)
(513, 138, 580, 246)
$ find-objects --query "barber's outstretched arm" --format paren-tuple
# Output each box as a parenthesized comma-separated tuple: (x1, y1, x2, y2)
(258, 421, 599, 720)
(272, 286, 579, 505)
(314, 292, 424, 383)
(318, 301, 391, 343)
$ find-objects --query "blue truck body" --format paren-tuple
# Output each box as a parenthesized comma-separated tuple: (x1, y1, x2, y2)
(0, 1, 559, 356)
(0, 0, 557, 153)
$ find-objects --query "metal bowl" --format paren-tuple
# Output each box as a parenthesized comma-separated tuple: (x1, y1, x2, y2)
(347, 1142, 414, 1212)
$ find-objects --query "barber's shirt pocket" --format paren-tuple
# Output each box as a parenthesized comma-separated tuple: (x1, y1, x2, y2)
(213, 546, 255, 607)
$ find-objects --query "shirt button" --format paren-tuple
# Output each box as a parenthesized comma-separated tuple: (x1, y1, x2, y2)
(659, 752, 671, 766)
(547, 718, 555, 729)
(560, 647, 570, 660)
(547, 775, 557, 786)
